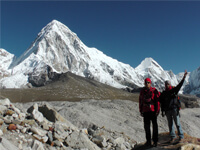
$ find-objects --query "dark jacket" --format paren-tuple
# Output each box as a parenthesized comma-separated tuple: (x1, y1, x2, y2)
(160, 78, 185, 112)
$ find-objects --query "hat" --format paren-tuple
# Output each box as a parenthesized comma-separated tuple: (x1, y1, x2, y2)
(145, 78, 151, 83)
(165, 80, 171, 85)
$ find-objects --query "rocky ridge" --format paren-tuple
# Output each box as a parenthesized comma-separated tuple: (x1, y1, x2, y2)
(0, 98, 136, 150)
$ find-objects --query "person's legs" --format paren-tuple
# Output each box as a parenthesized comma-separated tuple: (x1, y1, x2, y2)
(143, 112, 151, 145)
(152, 112, 158, 146)
(166, 110, 176, 139)
(172, 109, 184, 140)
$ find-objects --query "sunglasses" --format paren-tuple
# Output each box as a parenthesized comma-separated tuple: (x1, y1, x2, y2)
(145, 82, 151, 84)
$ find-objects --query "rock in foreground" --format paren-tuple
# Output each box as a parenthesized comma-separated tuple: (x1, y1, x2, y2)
(0, 98, 200, 150)
(0, 98, 136, 150)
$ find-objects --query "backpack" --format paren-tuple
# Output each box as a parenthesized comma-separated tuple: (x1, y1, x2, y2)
(143, 88, 155, 105)
(163, 86, 181, 111)
(169, 92, 181, 110)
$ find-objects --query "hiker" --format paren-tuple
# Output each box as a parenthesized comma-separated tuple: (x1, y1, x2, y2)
(139, 78, 160, 147)
(160, 70, 188, 143)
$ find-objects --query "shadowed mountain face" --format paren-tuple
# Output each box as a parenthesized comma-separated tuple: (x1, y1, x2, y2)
(0, 71, 138, 103)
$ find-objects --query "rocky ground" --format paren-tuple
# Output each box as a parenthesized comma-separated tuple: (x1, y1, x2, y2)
(0, 97, 200, 150)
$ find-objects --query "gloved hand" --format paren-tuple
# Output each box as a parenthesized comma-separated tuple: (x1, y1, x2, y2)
(140, 112, 144, 117)
(162, 111, 165, 117)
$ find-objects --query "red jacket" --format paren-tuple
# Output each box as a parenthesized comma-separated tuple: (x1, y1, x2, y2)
(139, 87, 160, 114)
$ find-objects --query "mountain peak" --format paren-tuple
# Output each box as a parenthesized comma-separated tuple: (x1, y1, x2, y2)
(0, 48, 13, 57)
(51, 19, 62, 25)
(43, 19, 71, 33)
(143, 57, 160, 67)
(135, 57, 163, 72)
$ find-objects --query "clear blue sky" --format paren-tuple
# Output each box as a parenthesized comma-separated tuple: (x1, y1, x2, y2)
(1, 1, 200, 74)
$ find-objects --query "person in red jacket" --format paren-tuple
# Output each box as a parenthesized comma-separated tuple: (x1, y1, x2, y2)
(139, 78, 160, 147)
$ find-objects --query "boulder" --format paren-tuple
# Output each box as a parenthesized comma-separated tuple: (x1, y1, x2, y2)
(0, 137, 19, 150)
(0, 105, 7, 115)
(31, 126, 47, 137)
(94, 136, 107, 148)
(65, 130, 101, 150)
(32, 109, 44, 123)
(47, 131, 53, 143)
(181, 143, 200, 150)
(0, 98, 11, 106)
(38, 103, 77, 130)
(10, 104, 21, 114)
(18, 113, 26, 122)
(4, 115, 13, 124)
(33, 134, 48, 143)
(27, 103, 44, 123)
(31, 140, 45, 150)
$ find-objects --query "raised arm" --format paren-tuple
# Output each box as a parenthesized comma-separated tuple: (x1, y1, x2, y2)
(172, 70, 188, 94)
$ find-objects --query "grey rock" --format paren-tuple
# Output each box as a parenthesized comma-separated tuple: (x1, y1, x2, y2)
(31, 126, 47, 137)
(65, 130, 101, 150)
(32, 109, 44, 123)
(92, 135, 104, 147)
(0, 129, 3, 136)
(0, 98, 11, 106)
(38, 104, 77, 130)
(54, 131, 69, 142)
(53, 140, 63, 147)
(114, 137, 125, 147)
(18, 113, 26, 121)
(47, 131, 53, 142)
(0, 137, 19, 150)
(0, 105, 7, 115)
(12, 119, 21, 125)
(32, 140, 45, 150)
(4, 115, 13, 124)
(10, 104, 21, 114)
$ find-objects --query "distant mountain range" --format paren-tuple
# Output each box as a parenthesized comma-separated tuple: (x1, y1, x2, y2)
(0, 20, 199, 96)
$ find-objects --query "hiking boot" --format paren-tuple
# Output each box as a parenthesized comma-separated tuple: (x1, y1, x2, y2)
(144, 141, 151, 147)
(178, 138, 184, 143)
(153, 142, 157, 147)
(170, 138, 176, 144)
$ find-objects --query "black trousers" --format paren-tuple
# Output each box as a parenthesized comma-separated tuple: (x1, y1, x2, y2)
(143, 112, 158, 143)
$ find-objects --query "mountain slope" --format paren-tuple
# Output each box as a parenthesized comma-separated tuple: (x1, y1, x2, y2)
(0, 72, 137, 103)
(0, 20, 199, 97)
(135, 57, 178, 90)
(1, 20, 144, 89)
(0, 49, 15, 79)
(183, 67, 200, 96)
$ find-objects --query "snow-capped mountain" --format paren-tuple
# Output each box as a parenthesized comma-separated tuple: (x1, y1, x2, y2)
(183, 67, 200, 96)
(0, 49, 15, 79)
(0, 20, 199, 96)
(1, 20, 144, 88)
(135, 58, 178, 90)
